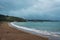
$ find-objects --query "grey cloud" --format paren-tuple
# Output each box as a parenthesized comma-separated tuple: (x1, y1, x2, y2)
(0, 0, 60, 20)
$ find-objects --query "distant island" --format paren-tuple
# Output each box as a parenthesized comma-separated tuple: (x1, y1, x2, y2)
(0, 14, 26, 22)
(27, 20, 60, 22)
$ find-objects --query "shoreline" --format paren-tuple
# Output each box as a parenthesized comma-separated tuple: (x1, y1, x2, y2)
(0, 22, 48, 40)
(9, 22, 60, 40)
(9, 22, 50, 37)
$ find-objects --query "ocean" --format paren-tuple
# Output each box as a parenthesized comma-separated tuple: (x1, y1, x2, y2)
(11, 22, 60, 40)
(13, 22, 60, 32)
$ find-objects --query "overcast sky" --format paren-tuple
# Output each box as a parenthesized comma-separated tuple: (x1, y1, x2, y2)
(0, 0, 60, 20)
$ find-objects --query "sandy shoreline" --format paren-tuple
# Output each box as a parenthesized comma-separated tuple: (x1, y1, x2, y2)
(0, 22, 48, 40)
(9, 22, 50, 37)
(10, 22, 60, 40)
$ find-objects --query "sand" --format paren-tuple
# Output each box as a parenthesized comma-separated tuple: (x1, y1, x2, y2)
(0, 22, 48, 40)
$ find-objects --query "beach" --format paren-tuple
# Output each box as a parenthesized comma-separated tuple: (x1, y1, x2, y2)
(0, 22, 48, 40)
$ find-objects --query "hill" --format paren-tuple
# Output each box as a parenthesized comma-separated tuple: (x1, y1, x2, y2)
(0, 14, 26, 22)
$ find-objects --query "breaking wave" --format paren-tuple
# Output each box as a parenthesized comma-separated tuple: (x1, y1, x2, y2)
(10, 22, 60, 38)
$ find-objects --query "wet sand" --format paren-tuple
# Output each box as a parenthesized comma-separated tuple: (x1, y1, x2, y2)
(0, 22, 48, 40)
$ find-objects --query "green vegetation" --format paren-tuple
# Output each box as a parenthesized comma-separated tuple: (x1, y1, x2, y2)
(0, 14, 26, 22)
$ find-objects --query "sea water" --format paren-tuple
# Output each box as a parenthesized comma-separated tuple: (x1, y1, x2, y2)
(11, 22, 60, 40)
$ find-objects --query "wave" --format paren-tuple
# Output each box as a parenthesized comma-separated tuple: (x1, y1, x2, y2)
(9, 22, 60, 38)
